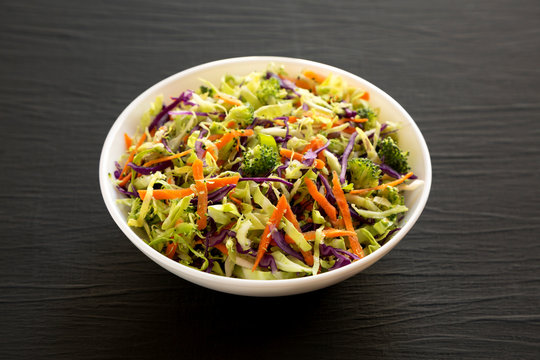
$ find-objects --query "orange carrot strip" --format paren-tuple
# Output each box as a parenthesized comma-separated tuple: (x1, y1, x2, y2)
(143, 149, 193, 167)
(302, 70, 326, 84)
(215, 129, 254, 150)
(288, 116, 297, 123)
(214, 93, 243, 106)
(192, 159, 207, 230)
(332, 172, 364, 258)
(119, 133, 147, 179)
(360, 92, 370, 100)
(304, 178, 338, 224)
(205, 176, 240, 191)
(350, 172, 414, 195)
(124, 133, 132, 150)
(343, 127, 358, 134)
(138, 188, 193, 200)
(228, 193, 243, 206)
(137, 176, 241, 200)
(213, 243, 229, 255)
(118, 172, 132, 187)
(294, 78, 314, 92)
(279, 148, 325, 169)
(165, 242, 177, 259)
(282, 201, 314, 266)
(347, 118, 368, 123)
(207, 134, 222, 141)
(302, 229, 357, 241)
(226, 120, 236, 128)
(252, 195, 288, 271)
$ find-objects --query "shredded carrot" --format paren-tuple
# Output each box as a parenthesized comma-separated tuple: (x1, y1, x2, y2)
(302, 70, 326, 84)
(350, 172, 414, 195)
(205, 176, 240, 191)
(294, 78, 315, 92)
(347, 118, 368, 123)
(279, 148, 325, 169)
(226, 120, 236, 128)
(343, 126, 358, 134)
(192, 159, 207, 230)
(207, 134, 222, 141)
(213, 243, 229, 255)
(165, 242, 177, 259)
(138, 188, 193, 200)
(143, 149, 193, 167)
(228, 191, 243, 206)
(304, 178, 338, 224)
(303, 229, 357, 241)
(253, 195, 288, 271)
(360, 91, 370, 100)
(124, 133, 132, 150)
(332, 172, 364, 258)
(119, 133, 147, 179)
(118, 172, 132, 187)
(215, 129, 254, 150)
(214, 93, 243, 106)
(288, 116, 297, 123)
(282, 199, 314, 266)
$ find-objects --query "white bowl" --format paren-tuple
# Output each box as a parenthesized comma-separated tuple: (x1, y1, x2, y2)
(99, 56, 432, 297)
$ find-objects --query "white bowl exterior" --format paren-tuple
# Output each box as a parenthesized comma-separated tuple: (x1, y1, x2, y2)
(99, 56, 432, 296)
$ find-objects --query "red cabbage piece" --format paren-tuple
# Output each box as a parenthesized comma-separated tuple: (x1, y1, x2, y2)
(115, 185, 139, 198)
(247, 118, 275, 129)
(113, 161, 122, 179)
(319, 244, 360, 270)
(149, 91, 191, 131)
(340, 132, 358, 184)
(343, 108, 357, 118)
(271, 227, 303, 261)
(300, 222, 316, 233)
(161, 138, 174, 154)
(206, 229, 236, 247)
(258, 253, 278, 273)
(265, 71, 299, 96)
(127, 161, 172, 175)
(318, 173, 336, 205)
(235, 242, 257, 257)
(302, 150, 317, 167)
(313, 141, 329, 154)
(378, 162, 402, 179)
(276, 160, 289, 178)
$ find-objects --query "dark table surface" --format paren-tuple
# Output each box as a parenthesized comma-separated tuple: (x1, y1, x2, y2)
(1, 0, 539, 359)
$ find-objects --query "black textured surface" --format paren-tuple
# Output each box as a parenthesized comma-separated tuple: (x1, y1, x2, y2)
(1, 1, 539, 359)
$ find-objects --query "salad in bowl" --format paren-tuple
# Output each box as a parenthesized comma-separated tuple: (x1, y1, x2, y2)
(110, 63, 421, 280)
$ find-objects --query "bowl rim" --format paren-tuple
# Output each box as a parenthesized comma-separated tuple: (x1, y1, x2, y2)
(99, 56, 432, 290)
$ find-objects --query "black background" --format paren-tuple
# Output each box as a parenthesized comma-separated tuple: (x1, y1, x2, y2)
(1, 1, 539, 359)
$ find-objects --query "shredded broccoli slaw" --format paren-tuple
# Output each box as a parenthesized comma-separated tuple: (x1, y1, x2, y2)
(112, 64, 419, 280)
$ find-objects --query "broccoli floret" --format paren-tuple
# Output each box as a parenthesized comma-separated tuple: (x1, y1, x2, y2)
(356, 107, 378, 130)
(256, 77, 283, 104)
(242, 144, 280, 177)
(348, 158, 381, 189)
(199, 85, 215, 97)
(378, 186, 404, 206)
(328, 138, 346, 155)
(377, 137, 410, 174)
(224, 105, 254, 127)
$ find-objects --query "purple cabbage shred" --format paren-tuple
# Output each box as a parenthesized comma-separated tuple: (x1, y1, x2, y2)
(340, 132, 358, 184)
